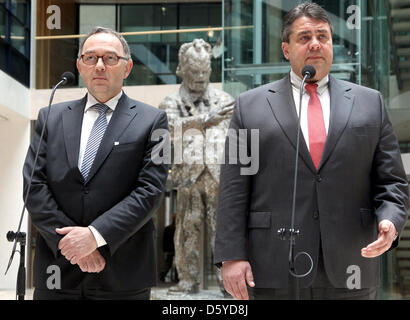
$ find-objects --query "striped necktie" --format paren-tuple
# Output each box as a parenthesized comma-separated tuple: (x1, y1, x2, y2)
(81, 103, 110, 180)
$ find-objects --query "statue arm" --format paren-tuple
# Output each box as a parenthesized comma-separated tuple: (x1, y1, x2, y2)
(159, 98, 206, 138)
(159, 97, 235, 139)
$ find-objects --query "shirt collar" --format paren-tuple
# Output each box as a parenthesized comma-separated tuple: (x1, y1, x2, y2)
(85, 90, 123, 113)
(290, 69, 329, 96)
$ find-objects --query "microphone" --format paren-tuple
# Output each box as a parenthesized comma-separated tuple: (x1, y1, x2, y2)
(277, 65, 316, 299)
(301, 65, 316, 80)
(47, 72, 75, 106)
(61, 71, 75, 86)
(5, 71, 75, 300)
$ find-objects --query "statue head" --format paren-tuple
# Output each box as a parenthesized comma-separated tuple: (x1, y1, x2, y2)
(176, 39, 212, 93)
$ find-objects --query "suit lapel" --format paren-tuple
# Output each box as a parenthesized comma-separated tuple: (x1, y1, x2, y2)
(85, 93, 138, 184)
(62, 95, 87, 177)
(266, 74, 317, 174)
(318, 75, 354, 170)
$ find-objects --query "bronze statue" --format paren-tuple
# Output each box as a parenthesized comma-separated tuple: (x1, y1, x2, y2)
(159, 39, 234, 293)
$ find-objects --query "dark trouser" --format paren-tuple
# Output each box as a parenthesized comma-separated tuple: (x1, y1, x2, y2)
(248, 286, 377, 300)
(160, 252, 176, 281)
(248, 254, 377, 300)
(33, 287, 151, 300)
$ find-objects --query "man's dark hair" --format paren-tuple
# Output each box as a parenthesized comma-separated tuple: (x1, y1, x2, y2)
(281, 2, 333, 43)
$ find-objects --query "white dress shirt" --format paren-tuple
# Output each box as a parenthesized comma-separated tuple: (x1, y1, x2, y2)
(289, 70, 330, 151)
(79, 91, 123, 248)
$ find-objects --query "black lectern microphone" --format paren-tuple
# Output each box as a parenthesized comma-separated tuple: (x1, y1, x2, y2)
(5, 72, 74, 300)
(302, 65, 316, 80)
(277, 65, 316, 299)
(61, 71, 75, 86)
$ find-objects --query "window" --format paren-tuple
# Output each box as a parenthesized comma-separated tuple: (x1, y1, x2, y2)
(37, 2, 222, 88)
(119, 2, 222, 86)
(0, 0, 30, 86)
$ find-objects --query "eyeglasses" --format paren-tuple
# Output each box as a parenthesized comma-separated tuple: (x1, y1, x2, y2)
(80, 53, 129, 66)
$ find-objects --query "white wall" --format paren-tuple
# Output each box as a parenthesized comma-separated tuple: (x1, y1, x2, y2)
(0, 105, 30, 290)
(0, 71, 30, 119)
(0, 71, 30, 289)
(0, 70, 30, 290)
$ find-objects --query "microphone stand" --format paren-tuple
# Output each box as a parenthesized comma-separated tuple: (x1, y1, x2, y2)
(277, 72, 313, 300)
(5, 76, 69, 300)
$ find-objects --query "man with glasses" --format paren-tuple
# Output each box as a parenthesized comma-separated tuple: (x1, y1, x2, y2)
(23, 27, 169, 300)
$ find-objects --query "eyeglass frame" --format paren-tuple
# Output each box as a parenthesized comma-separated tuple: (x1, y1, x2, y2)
(79, 53, 130, 66)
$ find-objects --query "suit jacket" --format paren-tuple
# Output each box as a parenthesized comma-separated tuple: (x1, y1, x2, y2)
(214, 74, 409, 289)
(23, 92, 169, 292)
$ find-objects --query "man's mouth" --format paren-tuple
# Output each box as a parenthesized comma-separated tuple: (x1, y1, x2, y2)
(307, 56, 324, 60)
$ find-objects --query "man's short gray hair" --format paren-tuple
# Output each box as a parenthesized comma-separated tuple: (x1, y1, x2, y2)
(281, 2, 333, 43)
(78, 26, 131, 60)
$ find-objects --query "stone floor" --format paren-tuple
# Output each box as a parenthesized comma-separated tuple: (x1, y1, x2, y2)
(0, 289, 34, 300)
(0, 283, 231, 300)
(151, 282, 232, 300)
(0, 283, 408, 300)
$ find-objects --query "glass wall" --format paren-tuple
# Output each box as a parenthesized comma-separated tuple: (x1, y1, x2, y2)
(223, 0, 361, 97)
(223, 0, 410, 300)
(36, 2, 223, 89)
(0, 0, 30, 86)
(119, 2, 221, 86)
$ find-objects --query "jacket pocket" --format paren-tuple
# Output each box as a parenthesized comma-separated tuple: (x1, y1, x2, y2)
(112, 141, 139, 153)
(360, 208, 375, 227)
(248, 211, 271, 229)
(350, 126, 379, 136)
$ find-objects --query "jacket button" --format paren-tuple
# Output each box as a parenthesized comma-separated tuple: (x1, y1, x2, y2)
(316, 175, 322, 182)
(313, 211, 319, 219)
(84, 189, 89, 194)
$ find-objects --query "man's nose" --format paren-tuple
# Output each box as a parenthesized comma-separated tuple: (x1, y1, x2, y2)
(95, 57, 106, 71)
(309, 37, 321, 51)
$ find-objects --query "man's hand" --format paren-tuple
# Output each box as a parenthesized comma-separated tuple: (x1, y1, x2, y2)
(56, 227, 98, 264)
(222, 260, 255, 300)
(361, 219, 398, 258)
(77, 250, 106, 273)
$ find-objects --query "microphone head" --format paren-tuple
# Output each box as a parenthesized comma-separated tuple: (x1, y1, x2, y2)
(61, 72, 75, 85)
(301, 65, 316, 79)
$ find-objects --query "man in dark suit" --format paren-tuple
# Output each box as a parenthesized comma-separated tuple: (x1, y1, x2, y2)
(23, 27, 169, 300)
(214, 3, 409, 300)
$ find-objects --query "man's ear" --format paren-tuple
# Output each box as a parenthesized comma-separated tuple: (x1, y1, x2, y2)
(124, 59, 133, 79)
(281, 42, 289, 60)
(76, 59, 81, 73)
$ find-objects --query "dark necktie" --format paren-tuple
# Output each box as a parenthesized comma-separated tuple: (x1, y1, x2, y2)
(305, 83, 326, 170)
(81, 103, 110, 180)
